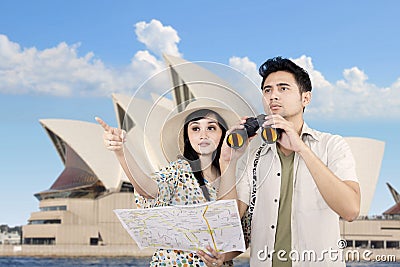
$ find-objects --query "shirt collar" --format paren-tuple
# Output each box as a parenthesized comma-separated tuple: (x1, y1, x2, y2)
(300, 122, 319, 142)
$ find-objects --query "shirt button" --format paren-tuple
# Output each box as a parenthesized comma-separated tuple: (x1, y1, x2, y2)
(274, 199, 278, 203)
(271, 225, 275, 229)
(277, 173, 281, 176)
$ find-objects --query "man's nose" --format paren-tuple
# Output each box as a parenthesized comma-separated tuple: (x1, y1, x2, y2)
(270, 88, 279, 100)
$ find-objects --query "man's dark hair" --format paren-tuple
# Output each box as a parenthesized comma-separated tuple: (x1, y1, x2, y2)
(259, 56, 312, 93)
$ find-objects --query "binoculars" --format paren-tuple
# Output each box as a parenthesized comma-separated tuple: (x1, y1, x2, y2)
(226, 114, 282, 149)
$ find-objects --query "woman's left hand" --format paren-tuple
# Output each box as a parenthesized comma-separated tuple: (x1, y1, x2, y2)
(197, 246, 226, 267)
(219, 118, 253, 164)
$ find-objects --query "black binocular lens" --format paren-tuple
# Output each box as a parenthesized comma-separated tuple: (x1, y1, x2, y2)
(261, 127, 281, 144)
(226, 114, 281, 149)
(226, 130, 246, 149)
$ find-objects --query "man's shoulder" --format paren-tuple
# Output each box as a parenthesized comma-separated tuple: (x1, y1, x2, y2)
(305, 125, 345, 143)
(304, 125, 351, 153)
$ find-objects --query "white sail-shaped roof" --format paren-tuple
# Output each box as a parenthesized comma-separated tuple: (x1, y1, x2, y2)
(111, 93, 173, 173)
(163, 54, 260, 118)
(344, 137, 385, 216)
(40, 119, 126, 190)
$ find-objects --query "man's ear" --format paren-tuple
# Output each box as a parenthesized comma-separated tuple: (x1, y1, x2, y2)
(302, 91, 312, 107)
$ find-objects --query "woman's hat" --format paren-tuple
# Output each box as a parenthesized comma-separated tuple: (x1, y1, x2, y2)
(160, 97, 242, 162)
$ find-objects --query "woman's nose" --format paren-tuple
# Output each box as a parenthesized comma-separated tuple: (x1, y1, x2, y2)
(199, 129, 208, 138)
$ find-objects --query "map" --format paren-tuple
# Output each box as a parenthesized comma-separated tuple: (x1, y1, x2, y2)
(114, 199, 246, 253)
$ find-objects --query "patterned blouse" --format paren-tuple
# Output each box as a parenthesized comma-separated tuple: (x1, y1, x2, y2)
(134, 158, 234, 267)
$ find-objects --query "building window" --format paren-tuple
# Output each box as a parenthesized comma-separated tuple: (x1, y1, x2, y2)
(29, 220, 61, 225)
(120, 182, 134, 193)
(355, 240, 369, 248)
(345, 240, 353, 248)
(387, 241, 399, 249)
(24, 238, 55, 245)
(381, 227, 400, 230)
(40, 205, 67, 211)
(90, 238, 99, 246)
(371, 240, 384, 249)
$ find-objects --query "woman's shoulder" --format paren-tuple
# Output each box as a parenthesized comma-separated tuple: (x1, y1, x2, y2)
(157, 158, 192, 177)
(168, 157, 192, 172)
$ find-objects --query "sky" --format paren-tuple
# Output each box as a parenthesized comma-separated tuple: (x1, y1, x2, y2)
(0, 0, 400, 226)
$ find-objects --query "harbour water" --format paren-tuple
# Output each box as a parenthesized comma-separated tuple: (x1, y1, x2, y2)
(0, 257, 246, 267)
(0, 257, 398, 267)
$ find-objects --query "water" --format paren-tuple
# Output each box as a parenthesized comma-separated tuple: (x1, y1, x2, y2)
(0, 257, 249, 267)
(0, 257, 248, 266)
(0, 257, 397, 266)
(347, 264, 399, 267)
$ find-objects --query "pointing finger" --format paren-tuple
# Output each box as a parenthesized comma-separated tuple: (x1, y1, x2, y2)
(95, 117, 111, 132)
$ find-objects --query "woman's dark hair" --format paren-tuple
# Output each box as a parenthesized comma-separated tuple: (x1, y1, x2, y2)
(183, 109, 227, 186)
(259, 56, 312, 93)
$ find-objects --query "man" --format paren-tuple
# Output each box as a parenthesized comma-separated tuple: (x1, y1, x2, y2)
(236, 57, 360, 266)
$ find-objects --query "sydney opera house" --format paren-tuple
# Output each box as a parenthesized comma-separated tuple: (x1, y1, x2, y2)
(20, 55, 400, 256)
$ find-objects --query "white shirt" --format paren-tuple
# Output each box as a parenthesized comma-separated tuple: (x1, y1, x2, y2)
(237, 123, 358, 267)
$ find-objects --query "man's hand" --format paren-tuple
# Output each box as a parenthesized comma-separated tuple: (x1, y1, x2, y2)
(263, 114, 306, 152)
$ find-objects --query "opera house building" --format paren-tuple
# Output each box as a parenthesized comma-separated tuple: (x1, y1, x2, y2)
(20, 55, 400, 257)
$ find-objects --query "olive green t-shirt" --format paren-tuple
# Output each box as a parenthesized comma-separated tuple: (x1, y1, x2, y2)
(272, 146, 294, 267)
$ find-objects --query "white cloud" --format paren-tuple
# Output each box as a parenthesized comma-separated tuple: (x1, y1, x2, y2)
(135, 19, 182, 58)
(226, 56, 263, 113)
(1, 19, 400, 119)
(229, 55, 400, 119)
(228, 56, 261, 86)
(0, 19, 180, 97)
(293, 55, 331, 89)
(337, 67, 369, 94)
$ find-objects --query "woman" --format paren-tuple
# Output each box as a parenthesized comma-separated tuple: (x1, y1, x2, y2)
(96, 99, 246, 267)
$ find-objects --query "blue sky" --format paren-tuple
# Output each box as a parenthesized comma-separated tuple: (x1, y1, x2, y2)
(1, 0, 400, 226)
